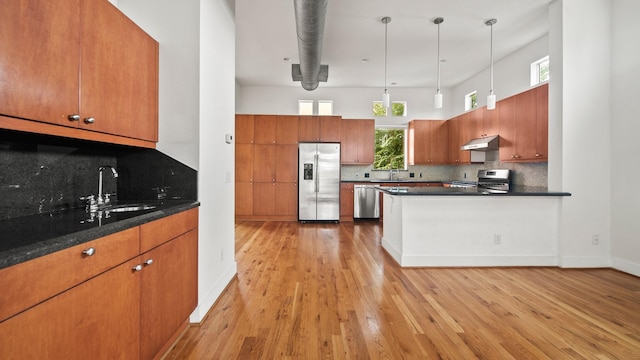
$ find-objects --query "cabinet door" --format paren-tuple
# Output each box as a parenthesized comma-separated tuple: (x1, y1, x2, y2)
(457, 113, 471, 164)
(276, 144, 298, 183)
(466, 108, 484, 139)
(357, 120, 375, 164)
(319, 116, 342, 142)
(447, 116, 461, 163)
(340, 120, 359, 164)
(0, 258, 141, 360)
(254, 182, 276, 216)
(140, 229, 198, 360)
(515, 89, 538, 160)
(340, 183, 354, 221)
(408, 121, 428, 165)
(499, 96, 517, 161)
(80, 0, 158, 141)
(482, 106, 500, 137)
(275, 182, 298, 217)
(0, 0, 80, 126)
(535, 84, 549, 160)
(236, 115, 255, 144)
(236, 144, 254, 182)
(298, 116, 320, 141)
(253, 145, 276, 182)
(235, 182, 254, 216)
(276, 115, 299, 144)
(429, 120, 449, 164)
(254, 115, 277, 144)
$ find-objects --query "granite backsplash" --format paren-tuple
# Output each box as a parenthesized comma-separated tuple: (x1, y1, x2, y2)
(0, 130, 197, 220)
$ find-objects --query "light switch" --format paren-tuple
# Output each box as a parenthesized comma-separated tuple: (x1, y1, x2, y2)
(225, 134, 233, 144)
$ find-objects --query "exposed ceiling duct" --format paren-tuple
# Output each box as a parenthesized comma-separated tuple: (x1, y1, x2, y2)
(292, 0, 328, 91)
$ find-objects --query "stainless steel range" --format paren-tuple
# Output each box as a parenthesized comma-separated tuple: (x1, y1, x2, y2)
(477, 169, 512, 193)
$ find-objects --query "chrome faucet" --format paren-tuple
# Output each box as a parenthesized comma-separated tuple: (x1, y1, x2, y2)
(98, 165, 118, 206)
(389, 168, 397, 181)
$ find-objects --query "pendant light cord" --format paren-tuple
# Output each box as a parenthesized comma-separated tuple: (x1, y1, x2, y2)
(488, 19, 496, 95)
(384, 19, 388, 93)
(436, 21, 441, 93)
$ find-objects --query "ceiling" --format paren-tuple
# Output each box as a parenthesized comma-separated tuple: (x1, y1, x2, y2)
(235, 0, 553, 90)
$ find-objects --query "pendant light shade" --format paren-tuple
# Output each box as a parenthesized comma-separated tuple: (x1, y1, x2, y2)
(433, 17, 444, 110)
(486, 18, 497, 110)
(381, 17, 391, 110)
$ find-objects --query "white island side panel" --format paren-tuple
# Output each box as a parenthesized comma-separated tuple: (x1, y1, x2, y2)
(381, 194, 561, 267)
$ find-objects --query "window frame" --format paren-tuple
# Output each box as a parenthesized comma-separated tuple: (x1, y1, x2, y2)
(464, 91, 477, 111)
(530, 55, 550, 86)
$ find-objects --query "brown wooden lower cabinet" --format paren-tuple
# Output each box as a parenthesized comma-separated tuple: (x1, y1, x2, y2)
(0, 208, 199, 360)
(235, 181, 254, 216)
(340, 183, 354, 221)
(275, 182, 298, 217)
(0, 257, 142, 359)
(140, 229, 198, 360)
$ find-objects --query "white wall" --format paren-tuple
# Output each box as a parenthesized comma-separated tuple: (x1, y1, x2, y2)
(450, 34, 549, 116)
(551, 0, 611, 268)
(117, 0, 237, 322)
(237, 86, 452, 126)
(611, 0, 640, 276)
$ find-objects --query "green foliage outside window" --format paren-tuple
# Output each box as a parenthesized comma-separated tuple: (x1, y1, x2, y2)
(374, 128, 405, 169)
(373, 102, 406, 117)
(470, 92, 477, 109)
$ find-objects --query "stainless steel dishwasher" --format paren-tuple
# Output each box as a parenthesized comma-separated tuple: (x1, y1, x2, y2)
(353, 185, 380, 219)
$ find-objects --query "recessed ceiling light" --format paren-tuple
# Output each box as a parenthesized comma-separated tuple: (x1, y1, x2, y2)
(361, 58, 369, 63)
(391, 82, 397, 86)
(283, 57, 291, 61)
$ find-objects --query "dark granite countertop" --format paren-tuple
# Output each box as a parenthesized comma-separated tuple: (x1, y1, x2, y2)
(376, 185, 571, 197)
(341, 179, 445, 184)
(0, 200, 200, 270)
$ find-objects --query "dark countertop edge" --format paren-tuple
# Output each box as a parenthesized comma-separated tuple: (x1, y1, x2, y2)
(0, 201, 200, 270)
(341, 180, 445, 184)
(375, 186, 571, 197)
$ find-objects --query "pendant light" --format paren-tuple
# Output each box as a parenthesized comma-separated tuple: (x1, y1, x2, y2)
(381, 17, 391, 109)
(433, 17, 444, 109)
(486, 18, 497, 110)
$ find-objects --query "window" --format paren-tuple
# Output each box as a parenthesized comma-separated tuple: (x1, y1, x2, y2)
(464, 91, 477, 111)
(373, 127, 406, 170)
(298, 100, 313, 115)
(372, 101, 407, 117)
(531, 56, 549, 86)
(318, 100, 333, 115)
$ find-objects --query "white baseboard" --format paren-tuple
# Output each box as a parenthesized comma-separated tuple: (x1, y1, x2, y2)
(189, 261, 237, 323)
(398, 255, 559, 268)
(559, 256, 611, 268)
(612, 257, 640, 277)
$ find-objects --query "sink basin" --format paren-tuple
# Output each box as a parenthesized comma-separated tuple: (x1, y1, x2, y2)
(385, 187, 410, 193)
(105, 204, 156, 213)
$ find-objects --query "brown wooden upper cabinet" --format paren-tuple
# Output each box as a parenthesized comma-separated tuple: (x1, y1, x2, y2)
(298, 116, 341, 142)
(0, 0, 158, 143)
(447, 115, 471, 164)
(254, 115, 277, 144)
(235, 115, 255, 144)
(407, 120, 448, 165)
(499, 83, 548, 162)
(341, 119, 374, 164)
(276, 115, 299, 144)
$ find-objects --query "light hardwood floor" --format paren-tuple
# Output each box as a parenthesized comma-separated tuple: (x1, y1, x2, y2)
(165, 221, 640, 359)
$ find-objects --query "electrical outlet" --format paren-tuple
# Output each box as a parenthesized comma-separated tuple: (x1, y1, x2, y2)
(494, 234, 502, 245)
(592, 234, 600, 245)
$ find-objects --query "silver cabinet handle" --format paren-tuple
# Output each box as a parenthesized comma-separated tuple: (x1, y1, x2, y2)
(68, 114, 80, 122)
(144, 259, 153, 266)
(84, 117, 95, 124)
(82, 247, 96, 256)
(132, 264, 143, 272)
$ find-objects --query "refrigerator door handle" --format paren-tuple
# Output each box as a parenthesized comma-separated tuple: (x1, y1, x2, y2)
(314, 154, 319, 193)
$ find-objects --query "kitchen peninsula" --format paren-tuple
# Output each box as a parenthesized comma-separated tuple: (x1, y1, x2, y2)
(377, 186, 570, 267)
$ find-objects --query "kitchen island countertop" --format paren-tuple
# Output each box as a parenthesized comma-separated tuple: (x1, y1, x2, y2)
(376, 185, 571, 197)
(0, 200, 200, 270)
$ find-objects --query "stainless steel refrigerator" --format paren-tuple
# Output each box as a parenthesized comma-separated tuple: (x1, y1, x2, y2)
(298, 143, 341, 222)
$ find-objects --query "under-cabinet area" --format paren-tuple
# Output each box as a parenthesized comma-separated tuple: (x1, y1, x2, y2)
(0, 207, 199, 360)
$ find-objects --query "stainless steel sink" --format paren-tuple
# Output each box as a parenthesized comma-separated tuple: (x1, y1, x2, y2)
(385, 187, 410, 193)
(105, 204, 156, 213)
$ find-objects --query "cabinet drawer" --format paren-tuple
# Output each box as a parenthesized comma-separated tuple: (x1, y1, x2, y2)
(0, 227, 139, 322)
(140, 208, 198, 253)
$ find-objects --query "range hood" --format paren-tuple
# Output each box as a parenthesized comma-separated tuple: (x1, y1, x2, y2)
(460, 135, 499, 151)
